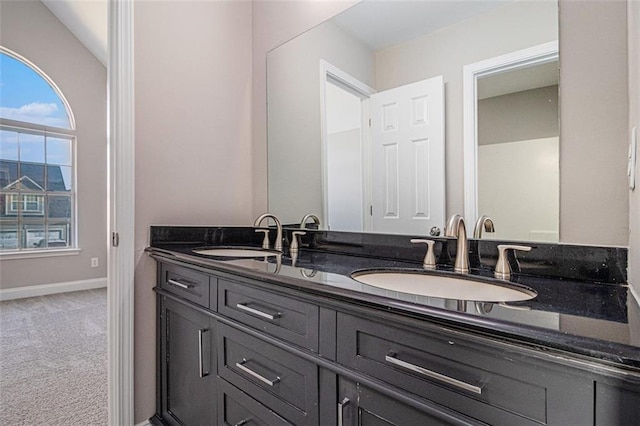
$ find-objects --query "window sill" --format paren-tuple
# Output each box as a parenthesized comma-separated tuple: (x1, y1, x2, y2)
(0, 248, 82, 260)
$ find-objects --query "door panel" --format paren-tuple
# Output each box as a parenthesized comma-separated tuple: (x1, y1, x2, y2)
(370, 76, 445, 235)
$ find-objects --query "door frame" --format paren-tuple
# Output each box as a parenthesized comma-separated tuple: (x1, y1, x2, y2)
(319, 60, 376, 231)
(107, 0, 135, 424)
(462, 41, 559, 234)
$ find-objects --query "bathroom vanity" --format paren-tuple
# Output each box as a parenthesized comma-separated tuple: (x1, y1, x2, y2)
(148, 226, 640, 426)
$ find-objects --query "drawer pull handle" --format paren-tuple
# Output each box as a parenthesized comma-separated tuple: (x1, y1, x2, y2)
(168, 278, 195, 290)
(236, 303, 281, 320)
(198, 328, 209, 378)
(338, 397, 350, 426)
(235, 358, 281, 386)
(385, 352, 482, 395)
(234, 419, 250, 426)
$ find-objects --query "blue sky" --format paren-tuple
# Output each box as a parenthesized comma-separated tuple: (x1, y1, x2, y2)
(0, 52, 70, 128)
(0, 52, 73, 191)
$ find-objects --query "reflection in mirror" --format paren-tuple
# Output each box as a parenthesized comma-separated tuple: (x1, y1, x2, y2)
(467, 48, 560, 242)
(268, 0, 559, 237)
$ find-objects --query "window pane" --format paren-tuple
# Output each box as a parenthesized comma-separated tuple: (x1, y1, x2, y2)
(0, 130, 19, 161)
(47, 165, 72, 191)
(46, 137, 72, 166)
(47, 195, 71, 220)
(0, 161, 18, 189)
(0, 221, 18, 249)
(22, 222, 46, 248)
(0, 52, 71, 129)
(19, 133, 45, 163)
(47, 222, 70, 247)
(21, 194, 45, 216)
(19, 163, 46, 191)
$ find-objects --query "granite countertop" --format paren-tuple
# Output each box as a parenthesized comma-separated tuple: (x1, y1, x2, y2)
(147, 226, 640, 372)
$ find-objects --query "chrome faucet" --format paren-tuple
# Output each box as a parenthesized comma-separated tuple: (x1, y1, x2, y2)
(300, 213, 320, 229)
(445, 214, 469, 273)
(253, 213, 283, 252)
(473, 215, 495, 239)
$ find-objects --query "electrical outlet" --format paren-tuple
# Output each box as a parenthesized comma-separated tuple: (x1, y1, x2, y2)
(91, 257, 99, 268)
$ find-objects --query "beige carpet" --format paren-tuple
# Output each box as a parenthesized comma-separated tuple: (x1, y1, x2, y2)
(0, 288, 108, 425)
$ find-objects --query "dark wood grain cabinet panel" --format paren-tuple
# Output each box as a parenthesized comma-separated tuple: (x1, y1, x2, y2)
(218, 279, 319, 351)
(217, 377, 292, 426)
(159, 297, 216, 425)
(595, 380, 640, 425)
(336, 313, 594, 425)
(337, 378, 454, 426)
(161, 262, 215, 308)
(217, 323, 319, 425)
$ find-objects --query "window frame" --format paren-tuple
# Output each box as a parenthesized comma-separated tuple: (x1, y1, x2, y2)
(0, 47, 78, 256)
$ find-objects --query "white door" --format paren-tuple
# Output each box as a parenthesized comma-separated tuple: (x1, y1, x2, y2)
(370, 76, 445, 235)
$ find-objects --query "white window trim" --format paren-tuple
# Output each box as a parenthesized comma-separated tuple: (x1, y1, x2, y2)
(0, 49, 78, 252)
(0, 247, 81, 260)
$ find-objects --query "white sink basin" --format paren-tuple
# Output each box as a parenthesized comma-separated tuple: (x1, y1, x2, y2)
(193, 247, 281, 258)
(351, 270, 536, 302)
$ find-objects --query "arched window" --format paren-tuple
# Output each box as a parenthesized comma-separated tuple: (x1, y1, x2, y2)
(0, 47, 76, 252)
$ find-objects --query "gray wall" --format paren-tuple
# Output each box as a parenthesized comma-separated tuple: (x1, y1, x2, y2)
(251, 1, 358, 218)
(628, 0, 640, 315)
(0, 0, 107, 288)
(559, 0, 628, 245)
(134, 1, 253, 421)
(478, 85, 559, 146)
(267, 20, 374, 225)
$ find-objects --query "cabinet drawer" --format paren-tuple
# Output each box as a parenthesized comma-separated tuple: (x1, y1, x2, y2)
(218, 323, 318, 425)
(218, 378, 292, 426)
(218, 279, 319, 351)
(160, 263, 214, 308)
(337, 313, 592, 425)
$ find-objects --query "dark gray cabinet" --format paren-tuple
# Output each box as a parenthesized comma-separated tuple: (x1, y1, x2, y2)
(217, 322, 319, 425)
(153, 258, 640, 426)
(159, 296, 216, 425)
(217, 377, 292, 425)
(337, 378, 453, 426)
(218, 279, 319, 351)
(595, 379, 640, 424)
(336, 312, 594, 425)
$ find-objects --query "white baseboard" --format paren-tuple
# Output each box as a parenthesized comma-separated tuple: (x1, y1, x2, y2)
(0, 277, 107, 301)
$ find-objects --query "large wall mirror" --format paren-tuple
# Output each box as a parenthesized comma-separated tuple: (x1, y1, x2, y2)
(267, 0, 625, 244)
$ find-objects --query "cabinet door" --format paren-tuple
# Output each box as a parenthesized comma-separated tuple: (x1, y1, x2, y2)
(160, 297, 216, 425)
(595, 380, 640, 425)
(337, 378, 459, 426)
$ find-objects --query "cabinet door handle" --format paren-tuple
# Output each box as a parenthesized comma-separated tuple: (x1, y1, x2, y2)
(338, 397, 350, 426)
(236, 303, 281, 320)
(168, 278, 195, 290)
(198, 328, 209, 378)
(235, 358, 280, 386)
(385, 352, 482, 395)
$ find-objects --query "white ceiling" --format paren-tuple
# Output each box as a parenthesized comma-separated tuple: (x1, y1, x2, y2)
(42, 0, 107, 66)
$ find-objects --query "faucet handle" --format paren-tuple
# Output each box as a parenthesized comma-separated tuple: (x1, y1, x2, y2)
(410, 239, 437, 270)
(494, 244, 532, 280)
(291, 231, 306, 253)
(255, 229, 270, 249)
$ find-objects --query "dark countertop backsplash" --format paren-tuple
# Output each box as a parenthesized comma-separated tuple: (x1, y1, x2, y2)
(150, 226, 627, 284)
